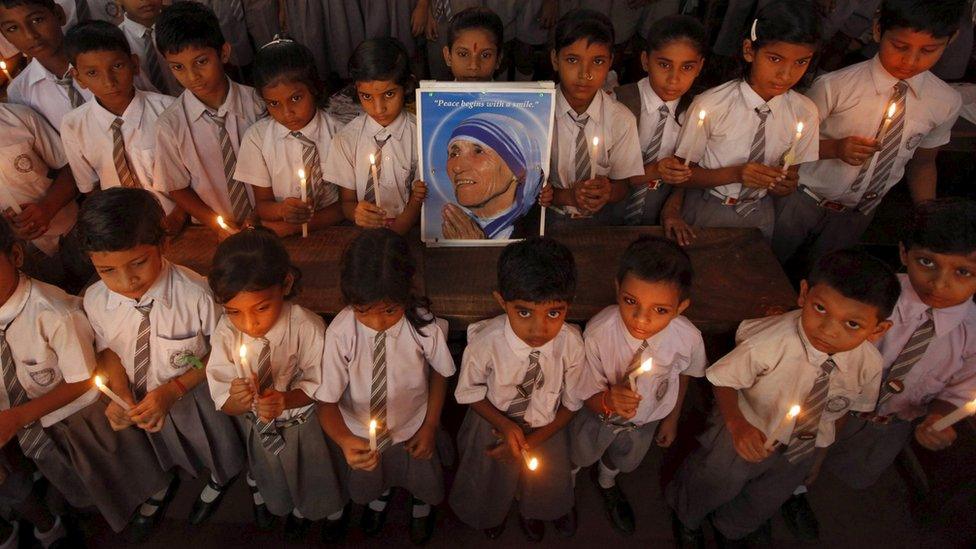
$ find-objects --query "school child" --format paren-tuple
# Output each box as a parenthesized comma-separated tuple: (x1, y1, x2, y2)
(77, 188, 246, 532)
(570, 235, 706, 535)
(450, 237, 586, 542)
(0, 0, 93, 131)
(60, 21, 186, 235)
(234, 38, 344, 238)
(673, 0, 820, 241)
(116, 0, 182, 95)
(318, 229, 456, 545)
(423, 0, 483, 80)
(205, 228, 347, 540)
(322, 38, 426, 237)
(441, 6, 504, 82)
(543, 9, 644, 225)
(610, 15, 705, 232)
(771, 0, 965, 268)
(0, 215, 171, 536)
(666, 249, 900, 546)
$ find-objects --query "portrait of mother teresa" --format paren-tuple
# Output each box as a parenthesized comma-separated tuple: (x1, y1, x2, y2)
(440, 112, 544, 240)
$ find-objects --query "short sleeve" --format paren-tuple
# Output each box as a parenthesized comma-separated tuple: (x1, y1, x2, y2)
(705, 342, 764, 390)
(59, 121, 99, 192)
(46, 308, 97, 383)
(205, 321, 238, 411)
(938, 351, 976, 408)
(454, 342, 490, 405)
(23, 107, 67, 170)
(293, 313, 325, 400)
(607, 109, 645, 180)
(233, 125, 272, 188)
(422, 318, 456, 378)
(683, 334, 708, 378)
(315, 322, 352, 403)
(81, 291, 110, 353)
(577, 334, 609, 401)
(918, 92, 962, 150)
(804, 76, 833, 124)
(322, 130, 357, 191)
(152, 115, 192, 192)
(560, 329, 587, 411)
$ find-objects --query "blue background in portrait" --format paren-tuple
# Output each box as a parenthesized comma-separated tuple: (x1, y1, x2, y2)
(419, 89, 554, 243)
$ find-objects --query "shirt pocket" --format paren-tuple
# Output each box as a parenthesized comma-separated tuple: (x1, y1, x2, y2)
(898, 119, 933, 159)
(19, 351, 62, 389)
(155, 332, 209, 378)
(531, 387, 562, 418)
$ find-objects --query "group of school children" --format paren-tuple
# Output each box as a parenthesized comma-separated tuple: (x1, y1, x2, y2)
(0, 0, 970, 546)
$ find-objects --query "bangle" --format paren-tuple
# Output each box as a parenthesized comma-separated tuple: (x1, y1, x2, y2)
(172, 378, 188, 399)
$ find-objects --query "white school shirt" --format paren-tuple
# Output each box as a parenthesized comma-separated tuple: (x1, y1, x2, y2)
(207, 302, 324, 421)
(0, 275, 99, 427)
(0, 104, 77, 256)
(551, 87, 644, 188)
(876, 274, 976, 420)
(234, 110, 341, 208)
(577, 305, 707, 425)
(83, 260, 218, 392)
(674, 80, 820, 201)
(322, 111, 416, 217)
(153, 79, 266, 219)
(118, 15, 176, 95)
(455, 314, 586, 428)
(707, 310, 882, 448)
(317, 307, 456, 443)
(61, 91, 176, 213)
(637, 77, 682, 164)
(799, 56, 962, 207)
(6, 59, 93, 131)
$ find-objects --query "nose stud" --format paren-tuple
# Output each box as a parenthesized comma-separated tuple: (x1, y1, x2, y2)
(584, 73, 593, 81)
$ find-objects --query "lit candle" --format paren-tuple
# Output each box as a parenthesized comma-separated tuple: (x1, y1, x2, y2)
(368, 153, 379, 202)
(237, 343, 249, 379)
(765, 404, 801, 450)
(216, 216, 230, 232)
(369, 419, 378, 451)
(684, 110, 707, 166)
(876, 102, 898, 145)
(588, 136, 601, 180)
(0, 61, 11, 81)
(521, 449, 539, 471)
(930, 398, 976, 431)
(628, 356, 652, 391)
(781, 121, 804, 172)
(94, 375, 130, 410)
(298, 168, 308, 238)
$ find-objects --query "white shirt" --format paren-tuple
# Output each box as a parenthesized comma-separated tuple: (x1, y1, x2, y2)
(637, 78, 682, 163)
(577, 305, 707, 425)
(707, 310, 882, 448)
(317, 307, 456, 443)
(322, 111, 416, 217)
(234, 110, 341, 208)
(455, 314, 586, 427)
(0, 276, 98, 427)
(876, 274, 976, 420)
(0, 104, 77, 255)
(675, 80, 820, 200)
(6, 59, 93, 131)
(153, 79, 266, 219)
(207, 302, 324, 421)
(61, 91, 176, 212)
(84, 261, 217, 392)
(118, 15, 179, 95)
(800, 56, 962, 207)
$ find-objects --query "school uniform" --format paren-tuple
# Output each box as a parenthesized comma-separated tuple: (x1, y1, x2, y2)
(322, 111, 417, 218)
(208, 302, 346, 520)
(118, 15, 183, 96)
(6, 59, 93, 132)
(675, 80, 819, 240)
(61, 91, 176, 213)
(317, 307, 456, 505)
(548, 87, 644, 223)
(83, 260, 245, 485)
(449, 314, 586, 529)
(153, 78, 265, 224)
(0, 275, 168, 532)
(570, 306, 706, 472)
(666, 310, 882, 540)
(825, 274, 976, 489)
(234, 110, 341, 212)
(773, 56, 961, 266)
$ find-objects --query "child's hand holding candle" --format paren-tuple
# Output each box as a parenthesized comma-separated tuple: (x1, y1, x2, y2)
(683, 110, 707, 166)
(764, 404, 801, 450)
(297, 169, 308, 238)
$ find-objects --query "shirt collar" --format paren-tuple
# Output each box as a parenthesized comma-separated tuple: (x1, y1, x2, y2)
(870, 54, 924, 98)
(185, 77, 241, 122)
(90, 90, 146, 132)
(120, 14, 150, 36)
(638, 77, 678, 117)
(614, 308, 665, 352)
(104, 259, 173, 311)
(364, 111, 407, 142)
(244, 301, 291, 349)
(895, 273, 974, 337)
(24, 58, 58, 88)
(357, 313, 406, 340)
(557, 86, 604, 125)
(274, 110, 322, 141)
(503, 316, 555, 359)
(0, 275, 30, 328)
(795, 312, 854, 373)
(738, 79, 782, 113)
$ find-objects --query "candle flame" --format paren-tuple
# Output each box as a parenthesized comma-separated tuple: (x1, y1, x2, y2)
(369, 153, 376, 166)
(0, 61, 7, 70)
(298, 168, 305, 180)
(698, 109, 707, 121)
(527, 457, 539, 471)
(796, 121, 804, 135)
(238, 344, 247, 360)
(94, 375, 105, 389)
(640, 357, 653, 373)
(886, 102, 897, 119)
(369, 419, 378, 432)
(591, 136, 599, 147)
(216, 216, 228, 230)
(788, 405, 801, 418)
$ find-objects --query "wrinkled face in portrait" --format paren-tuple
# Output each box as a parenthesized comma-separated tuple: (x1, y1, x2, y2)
(446, 139, 519, 218)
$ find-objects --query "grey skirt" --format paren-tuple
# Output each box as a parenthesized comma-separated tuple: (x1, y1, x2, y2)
(449, 409, 574, 529)
(569, 408, 659, 473)
(147, 383, 245, 485)
(37, 399, 169, 532)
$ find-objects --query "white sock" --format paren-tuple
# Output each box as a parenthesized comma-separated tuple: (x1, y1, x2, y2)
(139, 485, 171, 516)
(34, 516, 65, 549)
(292, 508, 304, 519)
(199, 475, 223, 503)
(598, 461, 619, 490)
(793, 485, 808, 496)
(326, 509, 344, 521)
(0, 522, 17, 549)
(412, 501, 431, 519)
(246, 475, 265, 506)
(368, 490, 392, 512)
(571, 467, 580, 488)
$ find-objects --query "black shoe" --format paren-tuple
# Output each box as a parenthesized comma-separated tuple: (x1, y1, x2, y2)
(409, 507, 437, 545)
(247, 482, 277, 531)
(552, 507, 577, 538)
(781, 493, 819, 541)
(322, 503, 350, 543)
(670, 512, 704, 549)
(591, 467, 635, 535)
(127, 476, 181, 543)
(188, 475, 237, 526)
(360, 504, 390, 537)
(283, 513, 310, 542)
(483, 519, 506, 540)
(517, 514, 544, 543)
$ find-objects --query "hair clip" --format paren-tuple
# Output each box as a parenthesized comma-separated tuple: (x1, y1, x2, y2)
(260, 34, 295, 49)
(750, 19, 758, 42)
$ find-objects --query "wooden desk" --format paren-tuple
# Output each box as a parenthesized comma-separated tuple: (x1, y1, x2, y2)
(166, 226, 796, 335)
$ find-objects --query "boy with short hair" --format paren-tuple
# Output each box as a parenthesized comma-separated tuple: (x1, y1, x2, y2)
(0, 0, 93, 130)
(60, 20, 186, 234)
(151, 1, 265, 235)
(772, 0, 966, 269)
(116, 0, 181, 95)
(667, 249, 900, 546)
(450, 236, 586, 542)
(570, 235, 706, 535)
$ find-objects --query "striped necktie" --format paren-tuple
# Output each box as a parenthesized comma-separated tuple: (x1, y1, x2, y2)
(143, 28, 170, 95)
(205, 111, 253, 224)
(369, 331, 392, 452)
(853, 81, 909, 214)
(364, 135, 389, 204)
(55, 76, 85, 109)
(784, 358, 836, 463)
(290, 131, 336, 209)
(607, 339, 649, 426)
(131, 303, 152, 400)
(572, 113, 591, 185)
(74, 0, 92, 21)
(877, 311, 934, 407)
(625, 104, 670, 225)
(0, 328, 53, 460)
(735, 104, 771, 217)
(111, 118, 139, 189)
(505, 350, 544, 423)
(253, 338, 285, 455)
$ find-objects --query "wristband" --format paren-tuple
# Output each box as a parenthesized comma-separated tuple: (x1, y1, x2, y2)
(172, 378, 188, 399)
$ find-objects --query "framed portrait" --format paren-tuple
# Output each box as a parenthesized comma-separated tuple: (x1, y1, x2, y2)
(417, 81, 555, 246)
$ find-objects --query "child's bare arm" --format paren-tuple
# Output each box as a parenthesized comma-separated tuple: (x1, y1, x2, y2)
(170, 188, 223, 231)
(524, 405, 574, 448)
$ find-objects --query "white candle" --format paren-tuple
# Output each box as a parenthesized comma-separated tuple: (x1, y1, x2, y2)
(628, 356, 653, 391)
(369, 419, 378, 451)
(0, 183, 22, 214)
(0, 61, 11, 81)
(368, 153, 379, 200)
(237, 343, 250, 379)
(931, 398, 976, 431)
(876, 102, 898, 144)
(298, 168, 308, 238)
(521, 449, 539, 471)
(94, 375, 130, 410)
(764, 404, 801, 450)
(589, 136, 600, 179)
(684, 110, 707, 166)
(781, 121, 804, 172)
(216, 215, 230, 232)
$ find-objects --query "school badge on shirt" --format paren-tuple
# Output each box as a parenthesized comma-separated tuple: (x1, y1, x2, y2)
(14, 154, 32, 173)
